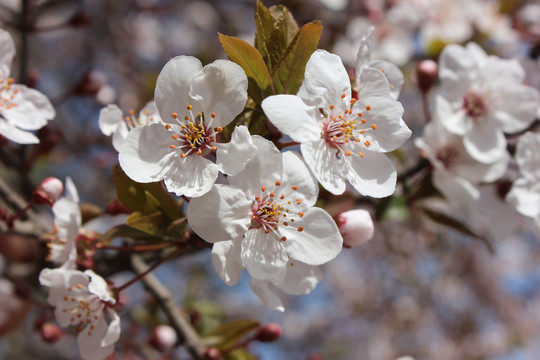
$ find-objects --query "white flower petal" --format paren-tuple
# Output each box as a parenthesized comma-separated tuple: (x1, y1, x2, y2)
(2, 85, 55, 129)
(249, 278, 284, 312)
(0, 120, 39, 144)
(368, 59, 404, 99)
(280, 151, 318, 208)
(216, 125, 257, 176)
(0, 29, 15, 70)
(98, 104, 123, 136)
(280, 207, 342, 266)
(86, 270, 114, 304)
(261, 94, 322, 143)
(189, 60, 248, 128)
(433, 170, 479, 207)
(491, 85, 540, 134)
(297, 49, 351, 111)
(352, 95, 410, 152)
(301, 140, 347, 195)
(101, 308, 121, 347)
(212, 240, 244, 286)
(155, 56, 202, 124)
(77, 314, 115, 360)
(187, 185, 251, 243)
(228, 136, 282, 195)
(356, 67, 391, 99)
(344, 150, 397, 198)
(276, 261, 322, 296)
(463, 119, 507, 164)
(241, 229, 288, 284)
(118, 124, 177, 183)
(163, 155, 218, 197)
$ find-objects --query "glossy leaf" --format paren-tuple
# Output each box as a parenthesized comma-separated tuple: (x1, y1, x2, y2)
(112, 164, 181, 220)
(267, 5, 299, 70)
(219, 34, 275, 104)
(205, 319, 260, 350)
(271, 21, 323, 94)
(254, 0, 275, 67)
(126, 211, 165, 236)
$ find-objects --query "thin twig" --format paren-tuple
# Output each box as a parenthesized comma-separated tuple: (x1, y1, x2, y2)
(131, 254, 206, 360)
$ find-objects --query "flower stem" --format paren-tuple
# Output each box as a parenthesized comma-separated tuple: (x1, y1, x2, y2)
(116, 246, 183, 292)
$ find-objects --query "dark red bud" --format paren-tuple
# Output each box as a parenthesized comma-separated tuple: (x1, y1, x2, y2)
(416, 59, 438, 93)
(255, 323, 282, 342)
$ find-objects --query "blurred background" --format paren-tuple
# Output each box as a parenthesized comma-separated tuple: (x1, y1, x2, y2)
(1, 0, 540, 359)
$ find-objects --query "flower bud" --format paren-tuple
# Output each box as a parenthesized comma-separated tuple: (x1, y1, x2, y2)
(39, 322, 63, 343)
(33, 177, 63, 206)
(335, 209, 374, 248)
(416, 59, 438, 93)
(149, 324, 177, 352)
(255, 323, 282, 342)
(204, 347, 222, 360)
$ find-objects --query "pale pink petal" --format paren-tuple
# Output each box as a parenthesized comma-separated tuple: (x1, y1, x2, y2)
(86, 270, 114, 303)
(2, 85, 55, 129)
(490, 85, 540, 134)
(77, 314, 115, 360)
(189, 60, 248, 128)
(434, 96, 467, 136)
(101, 308, 121, 347)
(433, 170, 479, 207)
(187, 185, 251, 243)
(280, 207, 342, 266)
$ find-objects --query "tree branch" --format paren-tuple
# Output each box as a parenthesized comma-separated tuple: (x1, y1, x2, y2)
(130, 254, 206, 360)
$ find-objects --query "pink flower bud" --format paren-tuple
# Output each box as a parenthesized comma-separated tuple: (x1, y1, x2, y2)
(336, 209, 374, 248)
(40, 322, 63, 343)
(255, 323, 282, 342)
(149, 324, 177, 352)
(204, 347, 222, 360)
(33, 177, 63, 206)
(416, 59, 438, 93)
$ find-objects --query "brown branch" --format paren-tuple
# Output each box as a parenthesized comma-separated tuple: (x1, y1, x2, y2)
(130, 254, 206, 360)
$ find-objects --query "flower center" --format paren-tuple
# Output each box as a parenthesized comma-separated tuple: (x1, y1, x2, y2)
(250, 182, 305, 241)
(166, 105, 222, 158)
(123, 108, 156, 130)
(436, 144, 460, 169)
(320, 97, 377, 159)
(0, 77, 18, 111)
(60, 284, 108, 336)
(462, 92, 487, 119)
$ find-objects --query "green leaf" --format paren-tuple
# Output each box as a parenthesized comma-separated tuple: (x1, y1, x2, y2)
(271, 21, 322, 94)
(254, 1, 275, 67)
(112, 164, 181, 220)
(126, 211, 165, 236)
(205, 319, 260, 350)
(267, 5, 299, 70)
(97, 224, 163, 243)
(224, 349, 258, 360)
(219, 34, 275, 104)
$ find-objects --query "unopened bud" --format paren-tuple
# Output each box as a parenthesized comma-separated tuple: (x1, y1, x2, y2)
(33, 177, 63, 206)
(149, 324, 177, 352)
(204, 347, 222, 360)
(336, 209, 374, 248)
(416, 59, 438, 93)
(40, 322, 63, 343)
(255, 323, 282, 342)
